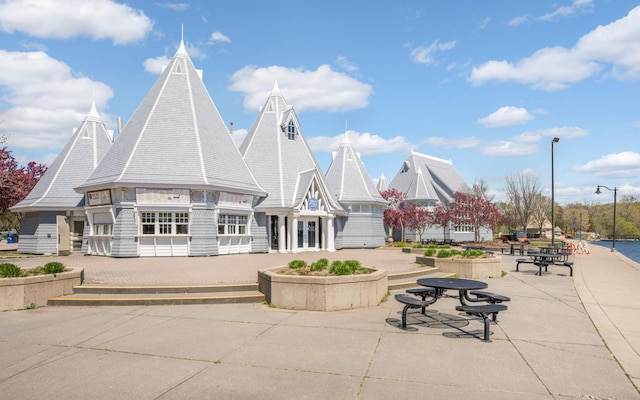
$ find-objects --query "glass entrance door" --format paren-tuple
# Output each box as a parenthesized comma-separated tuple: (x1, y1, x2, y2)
(307, 221, 316, 247)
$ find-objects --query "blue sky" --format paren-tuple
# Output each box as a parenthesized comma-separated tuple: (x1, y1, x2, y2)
(0, 0, 639, 205)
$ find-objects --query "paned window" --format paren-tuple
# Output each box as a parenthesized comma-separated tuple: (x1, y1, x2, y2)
(287, 120, 296, 140)
(218, 214, 248, 235)
(94, 224, 113, 235)
(140, 212, 189, 235)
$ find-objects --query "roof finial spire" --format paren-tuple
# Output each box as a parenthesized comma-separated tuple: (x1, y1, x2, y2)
(85, 88, 101, 122)
(343, 120, 350, 144)
(176, 24, 189, 57)
(272, 80, 280, 93)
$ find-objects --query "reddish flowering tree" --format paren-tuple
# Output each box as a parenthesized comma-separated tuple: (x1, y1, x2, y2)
(380, 188, 407, 242)
(449, 192, 501, 242)
(404, 202, 433, 243)
(0, 147, 47, 231)
(432, 201, 454, 240)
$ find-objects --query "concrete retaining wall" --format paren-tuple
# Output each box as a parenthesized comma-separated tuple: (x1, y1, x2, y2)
(0, 267, 83, 311)
(258, 267, 388, 311)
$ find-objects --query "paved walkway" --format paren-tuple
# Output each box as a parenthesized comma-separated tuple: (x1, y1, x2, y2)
(1, 243, 640, 399)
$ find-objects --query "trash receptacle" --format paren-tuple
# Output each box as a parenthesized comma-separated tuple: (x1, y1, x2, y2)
(7, 233, 15, 244)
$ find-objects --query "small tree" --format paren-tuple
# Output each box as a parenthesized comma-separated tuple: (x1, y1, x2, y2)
(380, 188, 407, 242)
(404, 202, 433, 243)
(0, 147, 47, 231)
(449, 192, 501, 242)
(432, 201, 453, 241)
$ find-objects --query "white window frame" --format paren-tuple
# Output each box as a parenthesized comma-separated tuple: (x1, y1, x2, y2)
(218, 214, 249, 236)
(140, 212, 190, 235)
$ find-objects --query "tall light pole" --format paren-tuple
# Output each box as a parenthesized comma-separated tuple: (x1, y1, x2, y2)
(595, 185, 617, 252)
(551, 137, 559, 247)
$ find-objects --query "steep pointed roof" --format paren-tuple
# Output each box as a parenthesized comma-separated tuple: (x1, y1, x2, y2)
(325, 136, 386, 205)
(77, 41, 265, 196)
(240, 85, 343, 212)
(389, 150, 468, 203)
(11, 102, 113, 211)
(376, 173, 389, 192)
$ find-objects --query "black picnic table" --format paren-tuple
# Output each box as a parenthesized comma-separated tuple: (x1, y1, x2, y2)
(417, 277, 488, 306)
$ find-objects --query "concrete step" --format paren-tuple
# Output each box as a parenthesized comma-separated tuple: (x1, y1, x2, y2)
(48, 290, 265, 306)
(73, 283, 258, 294)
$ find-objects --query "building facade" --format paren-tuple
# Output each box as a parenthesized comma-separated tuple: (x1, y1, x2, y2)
(13, 40, 481, 256)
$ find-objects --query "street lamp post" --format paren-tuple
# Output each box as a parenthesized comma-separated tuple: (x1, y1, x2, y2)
(551, 137, 559, 247)
(595, 185, 617, 252)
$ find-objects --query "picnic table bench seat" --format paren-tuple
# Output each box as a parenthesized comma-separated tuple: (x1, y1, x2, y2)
(395, 294, 431, 329)
(469, 290, 511, 304)
(406, 287, 436, 301)
(456, 304, 508, 342)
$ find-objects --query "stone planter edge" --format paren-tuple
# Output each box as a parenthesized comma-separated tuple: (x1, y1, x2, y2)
(0, 267, 83, 311)
(258, 267, 388, 312)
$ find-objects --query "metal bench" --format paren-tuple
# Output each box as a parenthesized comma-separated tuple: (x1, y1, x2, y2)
(395, 294, 431, 329)
(469, 290, 511, 307)
(405, 287, 436, 314)
(455, 304, 508, 342)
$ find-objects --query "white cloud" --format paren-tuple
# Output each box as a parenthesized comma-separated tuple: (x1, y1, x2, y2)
(481, 140, 537, 157)
(335, 56, 357, 72)
(143, 55, 171, 74)
(155, 3, 190, 11)
(539, 0, 594, 22)
(535, 126, 589, 139)
(574, 152, 640, 179)
(410, 40, 456, 65)
(0, 0, 153, 45)
(307, 130, 411, 156)
(229, 65, 374, 113)
(423, 136, 481, 149)
(210, 31, 231, 44)
(478, 106, 534, 128)
(230, 128, 248, 148)
(508, 15, 529, 26)
(471, 6, 640, 90)
(479, 17, 490, 30)
(0, 50, 113, 151)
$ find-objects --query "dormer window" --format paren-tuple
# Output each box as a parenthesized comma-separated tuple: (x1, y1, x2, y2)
(286, 119, 296, 140)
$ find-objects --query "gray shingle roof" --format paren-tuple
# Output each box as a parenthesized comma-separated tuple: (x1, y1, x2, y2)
(240, 84, 343, 212)
(325, 136, 387, 205)
(77, 41, 265, 197)
(389, 150, 468, 203)
(11, 103, 113, 211)
(376, 173, 389, 192)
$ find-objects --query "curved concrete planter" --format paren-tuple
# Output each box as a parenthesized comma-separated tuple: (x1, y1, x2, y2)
(0, 267, 83, 311)
(258, 267, 388, 311)
(416, 256, 503, 279)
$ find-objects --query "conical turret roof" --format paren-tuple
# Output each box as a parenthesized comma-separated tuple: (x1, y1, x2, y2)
(78, 41, 265, 196)
(240, 84, 342, 212)
(389, 150, 468, 203)
(11, 102, 113, 211)
(325, 133, 386, 205)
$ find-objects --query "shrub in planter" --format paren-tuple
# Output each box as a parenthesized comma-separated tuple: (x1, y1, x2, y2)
(423, 248, 436, 257)
(44, 262, 65, 274)
(329, 260, 350, 275)
(0, 263, 25, 278)
(310, 258, 329, 272)
(288, 260, 308, 269)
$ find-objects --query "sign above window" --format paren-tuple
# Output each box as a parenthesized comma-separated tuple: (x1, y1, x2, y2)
(136, 188, 190, 204)
(219, 192, 253, 209)
(87, 189, 112, 206)
(308, 197, 319, 211)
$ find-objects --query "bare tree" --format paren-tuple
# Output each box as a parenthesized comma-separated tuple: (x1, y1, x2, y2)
(504, 172, 543, 234)
(530, 193, 550, 238)
(471, 179, 495, 202)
